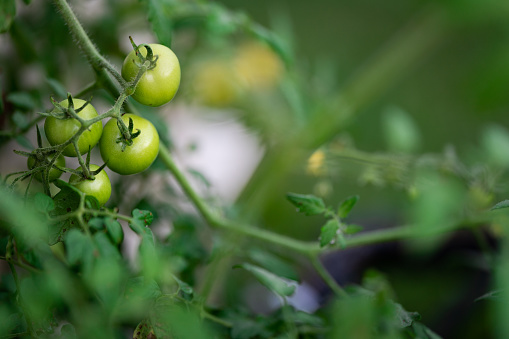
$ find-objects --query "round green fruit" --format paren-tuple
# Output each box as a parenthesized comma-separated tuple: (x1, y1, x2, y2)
(121, 44, 181, 107)
(68, 164, 111, 206)
(99, 114, 159, 175)
(44, 99, 103, 157)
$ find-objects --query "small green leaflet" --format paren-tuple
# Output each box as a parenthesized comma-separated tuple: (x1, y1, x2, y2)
(33, 192, 55, 213)
(490, 200, 509, 211)
(171, 274, 193, 295)
(235, 263, 296, 297)
(129, 209, 154, 235)
(0, 0, 15, 33)
(48, 180, 82, 245)
(338, 195, 359, 219)
(286, 192, 326, 216)
(7, 92, 36, 111)
(344, 224, 363, 235)
(319, 219, 340, 248)
(133, 320, 154, 339)
(144, 0, 173, 47)
(46, 78, 67, 99)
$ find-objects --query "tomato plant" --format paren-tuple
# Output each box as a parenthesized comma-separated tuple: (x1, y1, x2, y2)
(68, 164, 112, 206)
(44, 99, 103, 157)
(1, 0, 508, 339)
(122, 43, 181, 107)
(27, 153, 65, 182)
(100, 114, 159, 175)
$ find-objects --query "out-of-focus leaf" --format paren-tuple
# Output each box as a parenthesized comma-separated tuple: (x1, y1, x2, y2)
(491, 200, 509, 211)
(46, 78, 67, 99)
(14, 135, 33, 149)
(382, 106, 421, 154)
(33, 192, 55, 213)
(105, 218, 124, 245)
(475, 289, 501, 302)
(48, 180, 82, 245)
(94, 232, 121, 260)
(151, 300, 212, 339)
(411, 322, 443, 339)
(0, 186, 47, 245)
(344, 224, 363, 234)
(12, 111, 30, 129)
(235, 263, 296, 297)
(286, 192, 326, 216)
(59, 324, 77, 338)
(7, 92, 36, 111)
(482, 124, 509, 167)
(64, 229, 92, 266)
(248, 248, 299, 281)
(144, 0, 173, 47)
(393, 302, 420, 328)
(130, 209, 154, 235)
(133, 320, 154, 339)
(337, 195, 359, 219)
(172, 274, 193, 295)
(0, 0, 16, 33)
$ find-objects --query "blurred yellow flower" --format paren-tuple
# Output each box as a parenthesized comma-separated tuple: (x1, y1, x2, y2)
(234, 42, 283, 90)
(192, 60, 239, 107)
(307, 149, 326, 176)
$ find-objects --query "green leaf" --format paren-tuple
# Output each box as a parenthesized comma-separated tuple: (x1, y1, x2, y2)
(145, 0, 173, 47)
(130, 209, 154, 233)
(393, 302, 420, 328)
(382, 106, 421, 154)
(344, 224, 363, 235)
(64, 229, 91, 266)
(151, 299, 213, 339)
(84, 194, 100, 210)
(475, 289, 501, 302)
(7, 92, 36, 111)
(231, 317, 271, 339)
(88, 217, 104, 231)
(235, 263, 296, 297)
(33, 193, 55, 213)
(286, 192, 326, 216)
(48, 180, 82, 245)
(319, 219, 340, 248)
(133, 320, 154, 339)
(482, 124, 509, 167)
(491, 200, 509, 211)
(12, 111, 29, 129)
(410, 322, 443, 339)
(59, 324, 77, 339)
(172, 274, 193, 295)
(105, 218, 124, 245)
(94, 232, 121, 260)
(14, 135, 33, 149)
(248, 248, 299, 281)
(337, 195, 359, 219)
(0, 0, 16, 33)
(46, 78, 67, 99)
(125, 277, 162, 302)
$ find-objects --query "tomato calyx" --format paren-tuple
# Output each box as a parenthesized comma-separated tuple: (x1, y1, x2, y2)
(128, 36, 159, 71)
(116, 116, 141, 152)
(71, 162, 108, 182)
(43, 94, 94, 121)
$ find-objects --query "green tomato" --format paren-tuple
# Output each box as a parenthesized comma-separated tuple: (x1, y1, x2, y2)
(121, 44, 181, 107)
(27, 153, 65, 182)
(44, 99, 103, 157)
(99, 114, 159, 175)
(68, 164, 111, 206)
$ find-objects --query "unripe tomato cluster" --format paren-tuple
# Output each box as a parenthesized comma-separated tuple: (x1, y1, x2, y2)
(32, 43, 180, 206)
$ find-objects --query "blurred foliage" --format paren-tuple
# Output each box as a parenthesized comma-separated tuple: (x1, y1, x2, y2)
(1, 0, 509, 338)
